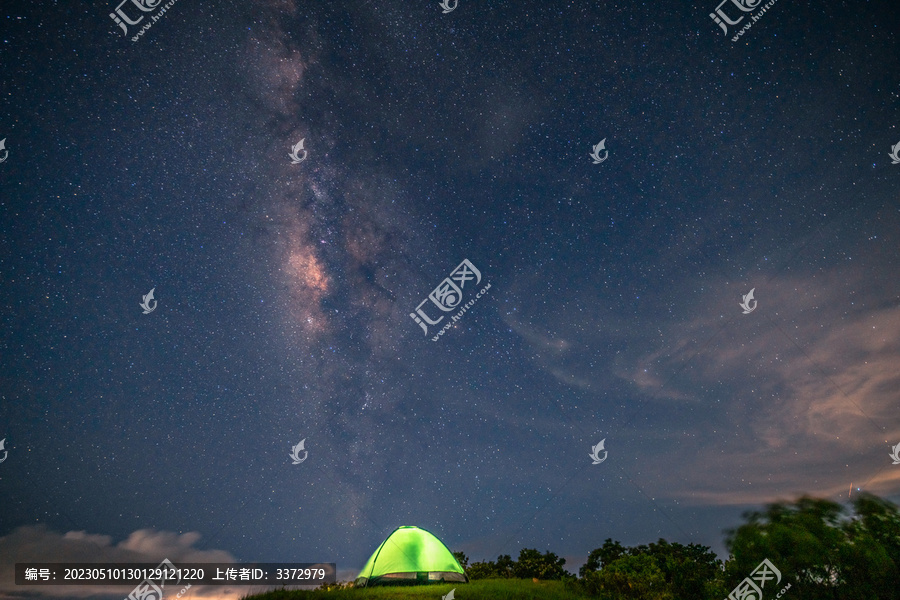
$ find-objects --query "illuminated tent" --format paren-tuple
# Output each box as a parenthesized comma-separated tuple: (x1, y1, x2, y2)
(354, 526, 468, 587)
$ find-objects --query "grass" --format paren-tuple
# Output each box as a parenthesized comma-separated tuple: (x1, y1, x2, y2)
(243, 579, 593, 600)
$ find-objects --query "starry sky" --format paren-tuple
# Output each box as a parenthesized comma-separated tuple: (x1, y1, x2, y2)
(1, 0, 899, 597)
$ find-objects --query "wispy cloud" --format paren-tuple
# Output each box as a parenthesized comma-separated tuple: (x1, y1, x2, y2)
(506, 256, 900, 505)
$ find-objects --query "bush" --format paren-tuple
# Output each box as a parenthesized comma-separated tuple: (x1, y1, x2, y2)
(315, 581, 352, 591)
(580, 554, 672, 600)
(466, 554, 515, 579)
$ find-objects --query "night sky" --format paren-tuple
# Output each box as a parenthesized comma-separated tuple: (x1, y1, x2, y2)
(1, 0, 899, 597)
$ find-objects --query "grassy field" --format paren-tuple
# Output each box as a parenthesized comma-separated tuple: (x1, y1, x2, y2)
(243, 579, 593, 600)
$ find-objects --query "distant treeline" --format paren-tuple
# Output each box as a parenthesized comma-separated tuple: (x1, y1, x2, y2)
(453, 493, 900, 600)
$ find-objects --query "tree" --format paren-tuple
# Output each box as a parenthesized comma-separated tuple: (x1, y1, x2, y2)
(850, 493, 900, 571)
(465, 559, 497, 580)
(466, 554, 515, 579)
(724, 495, 900, 600)
(513, 548, 571, 580)
(840, 494, 900, 600)
(452, 551, 468, 570)
(581, 554, 673, 600)
(636, 539, 722, 599)
(495, 554, 515, 578)
(581, 538, 627, 577)
(581, 537, 722, 598)
(575, 494, 900, 600)
(725, 497, 846, 598)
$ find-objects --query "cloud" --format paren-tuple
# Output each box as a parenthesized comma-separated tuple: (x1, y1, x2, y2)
(506, 256, 900, 506)
(647, 272, 900, 505)
(0, 526, 243, 600)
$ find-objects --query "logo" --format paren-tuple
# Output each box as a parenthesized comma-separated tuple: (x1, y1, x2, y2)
(442, 589, 455, 600)
(726, 558, 782, 600)
(0, 139, 8, 163)
(589, 139, 608, 164)
(889, 141, 900, 165)
(127, 558, 181, 600)
(740, 288, 757, 314)
(890, 443, 900, 465)
(712, 0, 780, 41)
(140, 288, 157, 314)
(290, 439, 308, 464)
(709, 0, 760, 35)
(289, 138, 307, 164)
(0, 438, 7, 464)
(410, 259, 487, 339)
(589, 439, 607, 464)
(110, 0, 181, 42)
(439, 0, 458, 13)
(109, 0, 163, 35)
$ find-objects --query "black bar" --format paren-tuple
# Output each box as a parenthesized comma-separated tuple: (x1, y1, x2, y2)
(15, 563, 336, 586)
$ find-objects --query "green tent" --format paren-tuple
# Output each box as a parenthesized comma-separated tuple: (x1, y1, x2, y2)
(355, 526, 469, 587)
